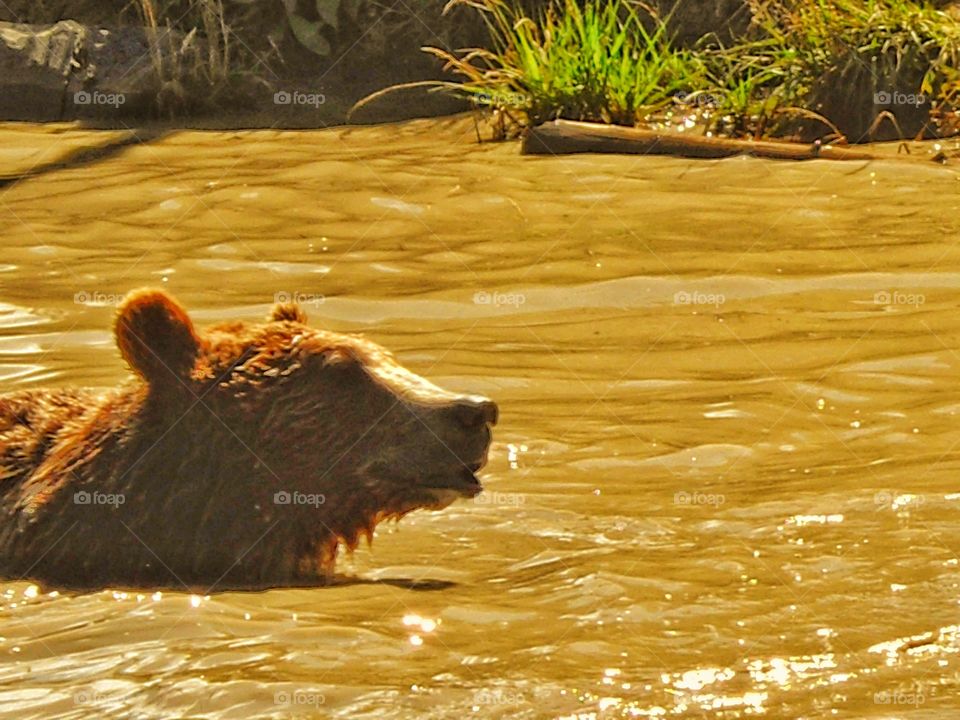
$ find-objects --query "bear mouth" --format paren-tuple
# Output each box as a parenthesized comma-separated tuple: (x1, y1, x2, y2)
(416, 459, 485, 508)
(309, 457, 490, 573)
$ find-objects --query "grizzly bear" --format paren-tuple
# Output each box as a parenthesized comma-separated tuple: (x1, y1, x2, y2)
(0, 289, 497, 590)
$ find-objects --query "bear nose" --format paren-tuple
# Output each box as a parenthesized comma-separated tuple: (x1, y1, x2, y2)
(451, 398, 498, 429)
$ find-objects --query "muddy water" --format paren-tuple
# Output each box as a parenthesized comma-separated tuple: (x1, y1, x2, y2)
(2, 117, 960, 718)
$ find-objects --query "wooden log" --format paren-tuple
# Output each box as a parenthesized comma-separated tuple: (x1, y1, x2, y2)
(521, 119, 878, 161)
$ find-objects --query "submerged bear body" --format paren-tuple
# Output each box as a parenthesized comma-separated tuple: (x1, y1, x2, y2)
(0, 290, 496, 590)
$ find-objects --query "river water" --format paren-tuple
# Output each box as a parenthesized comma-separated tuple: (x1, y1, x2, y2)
(1, 117, 960, 718)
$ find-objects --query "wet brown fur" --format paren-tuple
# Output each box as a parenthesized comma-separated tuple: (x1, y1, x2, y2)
(0, 290, 496, 590)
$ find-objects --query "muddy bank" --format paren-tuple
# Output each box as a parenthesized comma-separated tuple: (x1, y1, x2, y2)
(0, 1, 754, 127)
(0, 0, 487, 126)
(0, 20, 472, 126)
(2, 1, 955, 139)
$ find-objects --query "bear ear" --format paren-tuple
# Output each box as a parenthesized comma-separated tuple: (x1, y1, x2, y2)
(270, 303, 307, 324)
(115, 289, 201, 384)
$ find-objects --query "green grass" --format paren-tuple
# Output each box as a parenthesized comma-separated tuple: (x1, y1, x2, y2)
(419, 0, 704, 130)
(712, 0, 960, 137)
(414, 0, 960, 141)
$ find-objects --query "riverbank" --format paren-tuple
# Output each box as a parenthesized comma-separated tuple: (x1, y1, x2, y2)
(421, 0, 960, 144)
(0, 1, 749, 128)
(2, 0, 959, 145)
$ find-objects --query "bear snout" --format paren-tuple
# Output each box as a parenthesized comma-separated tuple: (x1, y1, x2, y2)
(450, 397, 499, 430)
(428, 396, 497, 471)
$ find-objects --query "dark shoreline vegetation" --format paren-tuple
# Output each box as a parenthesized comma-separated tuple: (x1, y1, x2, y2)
(1, 0, 959, 144)
(0, 0, 485, 124)
(399, 0, 960, 143)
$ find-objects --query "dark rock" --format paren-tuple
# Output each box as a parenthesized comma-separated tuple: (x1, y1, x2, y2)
(67, 25, 193, 120)
(0, 20, 83, 121)
(0, 21, 194, 122)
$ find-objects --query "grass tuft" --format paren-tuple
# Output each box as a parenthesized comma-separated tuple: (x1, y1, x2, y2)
(422, 0, 702, 131)
(413, 0, 960, 141)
